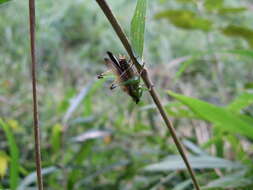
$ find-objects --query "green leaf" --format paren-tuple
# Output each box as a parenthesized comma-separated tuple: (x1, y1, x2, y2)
(18, 167, 57, 190)
(221, 25, 253, 48)
(182, 140, 208, 156)
(130, 0, 147, 58)
(227, 93, 253, 112)
(0, 119, 20, 189)
(168, 91, 253, 139)
(226, 49, 253, 58)
(204, 0, 224, 11)
(218, 7, 247, 14)
(144, 155, 244, 171)
(155, 10, 212, 31)
(0, 0, 10, 4)
(239, 114, 253, 127)
(165, 102, 200, 119)
(51, 124, 62, 153)
(63, 82, 93, 124)
(213, 126, 224, 157)
(222, 25, 253, 38)
(173, 180, 192, 190)
(244, 82, 253, 89)
(203, 171, 253, 189)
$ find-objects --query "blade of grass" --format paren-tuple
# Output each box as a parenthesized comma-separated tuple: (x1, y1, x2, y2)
(225, 49, 253, 58)
(144, 155, 244, 171)
(227, 92, 253, 112)
(63, 82, 93, 125)
(130, 0, 147, 58)
(18, 167, 57, 190)
(203, 170, 253, 189)
(0, 119, 20, 189)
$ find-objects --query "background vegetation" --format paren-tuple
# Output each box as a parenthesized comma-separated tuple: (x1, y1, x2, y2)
(0, 0, 253, 189)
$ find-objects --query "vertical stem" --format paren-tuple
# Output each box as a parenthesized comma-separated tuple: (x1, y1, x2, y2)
(28, 0, 44, 189)
(95, 1, 200, 190)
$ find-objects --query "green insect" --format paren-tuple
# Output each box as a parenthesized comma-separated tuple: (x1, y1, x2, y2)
(98, 51, 143, 104)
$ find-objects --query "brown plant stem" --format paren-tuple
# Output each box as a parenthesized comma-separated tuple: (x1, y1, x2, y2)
(29, 0, 44, 189)
(95, 0, 201, 190)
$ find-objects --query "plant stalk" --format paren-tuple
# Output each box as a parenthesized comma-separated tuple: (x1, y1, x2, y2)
(29, 0, 44, 189)
(95, 1, 200, 190)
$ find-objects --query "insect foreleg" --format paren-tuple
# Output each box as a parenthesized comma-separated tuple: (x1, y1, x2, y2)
(109, 77, 137, 90)
(97, 70, 113, 79)
(110, 83, 118, 90)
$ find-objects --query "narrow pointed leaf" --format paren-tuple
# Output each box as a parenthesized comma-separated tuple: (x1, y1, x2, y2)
(218, 7, 247, 14)
(63, 82, 93, 124)
(221, 25, 253, 48)
(204, 170, 253, 189)
(227, 93, 253, 112)
(168, 91, 253, 139)
(130, 0, 147, 58)
(0, 119, 19, 189)
(18, 167, 57, 190)
(226, 49, 253, 58)
(144, 155, 244, 171)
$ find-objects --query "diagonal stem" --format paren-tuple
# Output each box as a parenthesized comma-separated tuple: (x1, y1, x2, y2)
(95, 0, 201, 190)
(28, 0, 44, 189)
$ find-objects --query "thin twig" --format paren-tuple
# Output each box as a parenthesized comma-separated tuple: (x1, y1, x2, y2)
(29, 0, 44, 189)
(95, 0, 201, 190)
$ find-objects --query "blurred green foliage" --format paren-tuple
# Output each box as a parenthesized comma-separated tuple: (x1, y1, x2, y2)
(0, 0, 253, 189)
(155, 10, 213, 31)
(222, 25, 253, 48)
(0, 0, 9, 4)
(204, 0, 224, 11)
